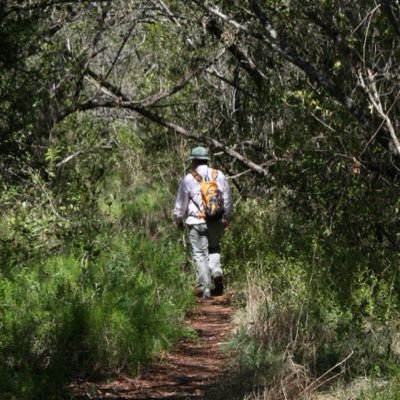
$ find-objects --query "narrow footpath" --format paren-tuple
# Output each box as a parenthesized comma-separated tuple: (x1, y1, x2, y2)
(71, 295, 236, 400)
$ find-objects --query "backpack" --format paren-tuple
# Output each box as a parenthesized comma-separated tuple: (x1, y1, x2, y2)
(192, 169, 224, 221)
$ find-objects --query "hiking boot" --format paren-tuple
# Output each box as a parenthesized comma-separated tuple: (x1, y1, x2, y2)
(212, 273, 224, 296)
(202, 288, 211, 299)
(193, 286, 204, 297)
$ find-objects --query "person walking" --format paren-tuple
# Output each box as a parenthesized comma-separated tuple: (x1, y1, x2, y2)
(173, 146, 233, 299)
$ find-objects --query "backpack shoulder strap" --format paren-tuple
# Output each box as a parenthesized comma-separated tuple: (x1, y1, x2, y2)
(191, 170, 203, 183)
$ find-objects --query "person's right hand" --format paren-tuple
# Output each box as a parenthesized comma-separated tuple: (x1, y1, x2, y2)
(175, 219, 184, 230)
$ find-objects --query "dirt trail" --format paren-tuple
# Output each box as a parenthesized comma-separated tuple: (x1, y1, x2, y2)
(71, 295, 236, 400)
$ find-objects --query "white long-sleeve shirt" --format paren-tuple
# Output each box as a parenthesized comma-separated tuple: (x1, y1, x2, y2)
(173, 165, 233, 225)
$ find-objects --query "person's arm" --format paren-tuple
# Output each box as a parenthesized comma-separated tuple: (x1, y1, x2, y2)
(220, 172, 233, 220)
(173, 178, 190, 225)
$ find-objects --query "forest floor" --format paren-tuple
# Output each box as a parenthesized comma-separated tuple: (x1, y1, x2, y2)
(70, 294, 242, 400)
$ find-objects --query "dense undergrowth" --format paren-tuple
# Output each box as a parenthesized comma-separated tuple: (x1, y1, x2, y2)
(223, 195, 400, 399)
(2, 120, 400, 400)
(2, 170, 400, 400)
(0, 137, 195, 399)
(3, 162, 400, 400)
(0, 233, 193, 400)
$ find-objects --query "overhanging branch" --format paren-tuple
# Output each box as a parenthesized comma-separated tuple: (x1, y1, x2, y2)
(358, 69, 400, 156)
(84, 46, 227, 108)
(71, 98, 269, 176)
(192, 0, 398, 158)
(134, 107, 269, 176)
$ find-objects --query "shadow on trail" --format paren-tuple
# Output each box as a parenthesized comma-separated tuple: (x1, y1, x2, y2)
(71, 368, 254, 400)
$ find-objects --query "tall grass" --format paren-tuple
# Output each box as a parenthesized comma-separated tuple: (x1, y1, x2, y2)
(223, 196, 400, 399)
(0, 234, 193, 400)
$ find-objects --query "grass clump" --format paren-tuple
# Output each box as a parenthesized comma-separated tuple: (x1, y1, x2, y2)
(0, 234, 193, 400)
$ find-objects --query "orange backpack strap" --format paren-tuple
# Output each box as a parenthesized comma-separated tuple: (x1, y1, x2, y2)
(191, 171, 205, 218)
(191, 170, 203, 183)
(192, 169, 217, 182)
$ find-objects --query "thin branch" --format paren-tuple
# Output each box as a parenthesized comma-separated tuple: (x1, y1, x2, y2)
(362, 5, 381, 70)
(102, 24, 136, 83)
(226, 169, 252, 179)
(302, 351, 354, 394)
(206, 68, 257, 98)
(358, 69, 400, 155)
(308, 111, 337, 133)
(206, 19, 269, 87)
(130, 47, 227, 107)
(157, 0, 183, 29)
(56, 144, 113, 168)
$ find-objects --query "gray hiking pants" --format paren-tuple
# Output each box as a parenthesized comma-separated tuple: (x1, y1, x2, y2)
(188, 220, 225, 290)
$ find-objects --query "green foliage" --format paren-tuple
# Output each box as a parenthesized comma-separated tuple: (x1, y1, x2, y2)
(0, 109, 194, 398)
(0, 256, 84, 399)
(120, 185, 173, 237)
(225, 195, 400, 397)
(85, 234, 193, 373)
(2, 1, 400, 399)
(0, 235, 193, 399)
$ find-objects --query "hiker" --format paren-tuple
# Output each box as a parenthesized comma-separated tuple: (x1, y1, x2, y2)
(173, 146, 233, 299)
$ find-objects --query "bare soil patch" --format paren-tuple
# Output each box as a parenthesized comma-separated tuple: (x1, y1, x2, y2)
(71, 295, 237, 400)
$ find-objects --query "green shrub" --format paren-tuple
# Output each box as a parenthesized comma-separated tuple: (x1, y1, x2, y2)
(0, 234, 193, 399)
